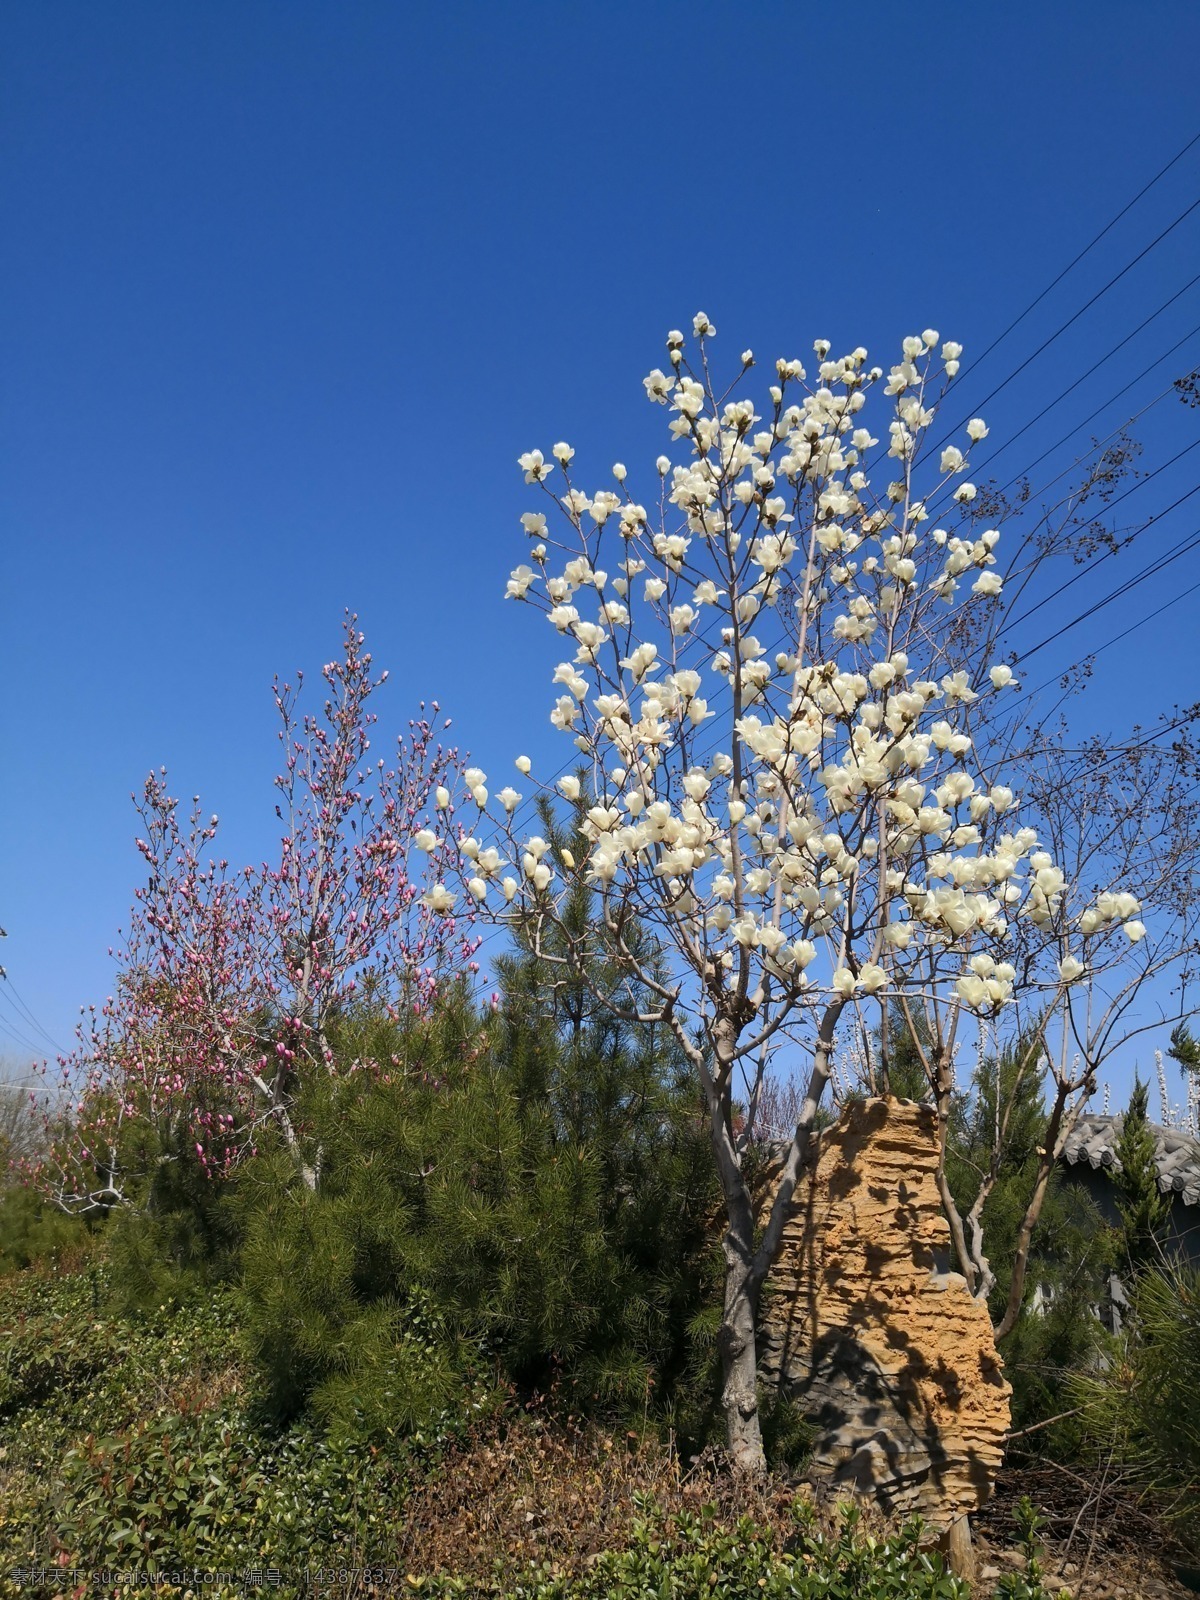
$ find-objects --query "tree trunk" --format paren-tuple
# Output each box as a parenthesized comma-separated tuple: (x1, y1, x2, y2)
(719, 1198, 767, 1475)
(943, 1515, 977, 1582)
(706, 1011, 769, 1475)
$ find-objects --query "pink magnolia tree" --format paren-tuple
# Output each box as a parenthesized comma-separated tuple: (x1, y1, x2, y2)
(424, 318, 1195, 1478)
(42, 617, 476, 1208)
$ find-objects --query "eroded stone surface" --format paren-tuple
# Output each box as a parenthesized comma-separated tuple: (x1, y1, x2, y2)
(758, 1097, 1011, 1528)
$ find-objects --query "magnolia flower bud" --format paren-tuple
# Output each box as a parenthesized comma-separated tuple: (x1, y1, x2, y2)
(435, 785, 451, 809)
(515, 755, 532, 775)
(559, 775, 581, 800)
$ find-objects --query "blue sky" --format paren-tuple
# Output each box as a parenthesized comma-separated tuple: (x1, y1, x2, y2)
(2, 2, 1199, 1105)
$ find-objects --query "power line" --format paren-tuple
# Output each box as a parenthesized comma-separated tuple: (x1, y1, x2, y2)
(965, 129, 1200, 377)
(1025, 577, 1200, 699)
(977, 332, 1200, 506)
(999, 464, 1200, 637)
(924, 189, 1200, 458)
(1017, 523, 1200, 663)
(979, 274, 1200, 464)
(0, 977, 69, 1055)
(0, 1012, 50, 1061)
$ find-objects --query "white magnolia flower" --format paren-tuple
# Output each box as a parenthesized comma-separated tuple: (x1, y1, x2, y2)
(413, 829, 439, 853)
(644, 370, 671, 403)
(435, 785, 450, 809)
(966, 418, 989, 442)
(956, 973, 989, 1009)
(1124, 920, 1147, 943)
(515, 755, 532, 775)
(518, 449, 552, 483)
(421, 885, 456, 914)
(497, 787, 522, 813)
(1058, 956, 1086, 984)
(506, 565, 536, 600)
(559, 775, 581, 800)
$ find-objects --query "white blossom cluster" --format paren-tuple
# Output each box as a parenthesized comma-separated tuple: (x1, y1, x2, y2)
(425, 318, 1143, 1020)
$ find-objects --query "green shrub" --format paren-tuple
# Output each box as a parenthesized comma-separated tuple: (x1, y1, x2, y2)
(430, 1501, 967, 1599)
(992, 1496, 1062, 1600)
(236, 973, 719, 1443)
(0, 1265, 409, 1598)
(102, 1120, 245, 1315)
(1075, 1260, 1200, 1553)
(0, 1181, 90, 1277)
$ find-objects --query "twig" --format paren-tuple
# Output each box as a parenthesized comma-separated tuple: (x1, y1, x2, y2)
(1078, 1449, 1115, 1596)
(1006, 1404, 1087, 1442)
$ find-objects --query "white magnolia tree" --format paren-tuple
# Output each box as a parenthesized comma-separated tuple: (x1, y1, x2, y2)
(424, 319, 1158, 1474)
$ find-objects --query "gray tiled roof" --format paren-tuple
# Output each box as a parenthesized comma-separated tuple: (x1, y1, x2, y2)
(1060, 1114, 1200, 1207)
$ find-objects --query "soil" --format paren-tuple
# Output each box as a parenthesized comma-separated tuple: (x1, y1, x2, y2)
(976, 1459, 1199, 1598)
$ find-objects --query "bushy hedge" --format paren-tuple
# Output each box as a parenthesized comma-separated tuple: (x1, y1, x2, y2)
(0, 1262, 978, 1600)
(0, 1266, 411, 1595)
(428, 1504, 968, 1599)
(230, 982, 722, 1446)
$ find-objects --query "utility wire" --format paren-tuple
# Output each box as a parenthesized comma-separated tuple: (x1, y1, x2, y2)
(1016, 523, 1200, 662)
(977, 332, 1200, 506)
(975, 275, 1200, 469)
(965, 130, 1200, 377)
(999, 464, 1200, 636)
(0, 978, 69, 1055)
(1025, 577, 1200, 699)
(924, 190, 1200, 458)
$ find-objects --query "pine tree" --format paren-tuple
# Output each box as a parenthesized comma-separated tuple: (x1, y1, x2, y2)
(234, 809, 720, 1440)
(1115, 1074, 1170, 1271)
